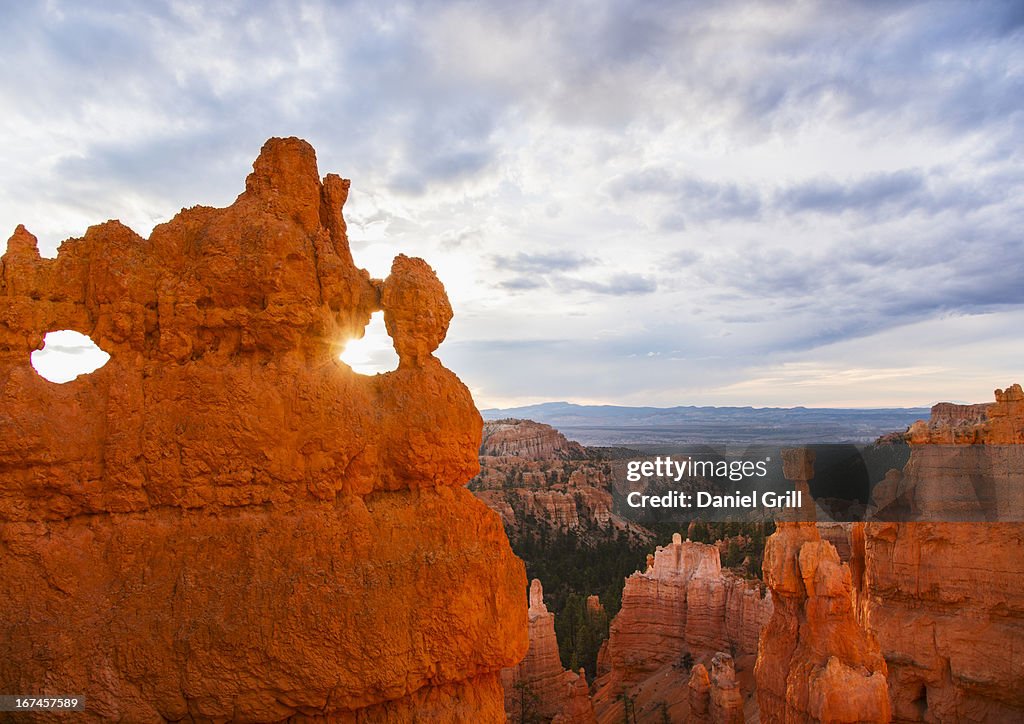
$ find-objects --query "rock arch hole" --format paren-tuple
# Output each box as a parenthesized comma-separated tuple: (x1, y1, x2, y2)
(31, 330, 111, 383)
(340, 312, 398, 374)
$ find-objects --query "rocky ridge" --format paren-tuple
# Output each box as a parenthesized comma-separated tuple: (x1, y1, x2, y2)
(483, 418, 587, 460)
(471, 419, 649, 543)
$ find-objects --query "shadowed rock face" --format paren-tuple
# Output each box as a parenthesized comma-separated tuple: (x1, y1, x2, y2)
(0, 137, 527, 722)
(757, 397, 1024, 724)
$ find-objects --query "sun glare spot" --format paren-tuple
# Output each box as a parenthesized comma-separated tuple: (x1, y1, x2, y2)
(340, 312, 399, 374)
(31, 330, 111, 383)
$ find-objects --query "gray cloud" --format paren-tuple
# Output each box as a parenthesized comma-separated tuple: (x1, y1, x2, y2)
(609, 168, 762, 222)
(492, 251, 594, 274)
(497, 277, 548, 291)
(778, 171, 926, 215)
(669, 249, 703, 267)
(561, 273, 657, 296)
(690, 215, 1024, 355)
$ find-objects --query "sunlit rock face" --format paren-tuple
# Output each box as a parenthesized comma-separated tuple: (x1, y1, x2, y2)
(0, 137, 527, 722)
(858, 386, 1024, 723)
(755, 450, 891, 724)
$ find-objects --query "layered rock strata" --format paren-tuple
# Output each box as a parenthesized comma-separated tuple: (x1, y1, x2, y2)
(502, 579, 597, 724)
(0, 138, 527, 721)
(858, 386, 1024, 722)
(482, 419, 587, 460)
(471, 420, 649, 543)
(927, 402, 993, 429)
(600, 535, 771, 690)
(897, 384, 1024, 521)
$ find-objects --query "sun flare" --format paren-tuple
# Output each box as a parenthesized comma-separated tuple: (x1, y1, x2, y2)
(339, 312, 399, 375)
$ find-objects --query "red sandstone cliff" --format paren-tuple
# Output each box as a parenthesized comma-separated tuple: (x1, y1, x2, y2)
(926, 401, 993, 429)
(502, 579, 598, 724)
(857, 386, 1024, 722)
(687, 652, 745, 724)
(0, 138, 528, 721)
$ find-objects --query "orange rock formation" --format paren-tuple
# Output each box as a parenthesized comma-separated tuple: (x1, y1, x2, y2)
(687, 653, 745, 724)
(591, 534, 771, 721)
(0, 137, 527, 721)
(599, 534, 771, 689)
(857, 385, 1024, 722)
(755, 448, 891, 723)
(502, 579, 597, 724)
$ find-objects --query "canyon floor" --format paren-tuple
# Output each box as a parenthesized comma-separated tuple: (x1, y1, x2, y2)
(476, 398, 1024, 723)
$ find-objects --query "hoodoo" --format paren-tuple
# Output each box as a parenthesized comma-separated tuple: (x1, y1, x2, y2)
(0, 138, 528, 721)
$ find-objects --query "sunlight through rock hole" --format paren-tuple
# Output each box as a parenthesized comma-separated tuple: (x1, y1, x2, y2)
(30, 330, 111, 383)
(340, 312, 399, 374)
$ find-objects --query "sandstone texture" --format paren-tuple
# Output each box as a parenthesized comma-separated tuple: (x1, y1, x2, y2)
(591, 534, 770, 722)
(927, 402, 993, 429)
(897, 385, 1024, 521)
(816, 521, 853, 561)
(600, 535, 771, 689)
(688, 664, 712, 720)
(502, 579, 597, 724)
(858, 386, 1024, 722)
(0, 138, 527, 721)
(755, 449, 891, 724)
(685, 653, 746, 724)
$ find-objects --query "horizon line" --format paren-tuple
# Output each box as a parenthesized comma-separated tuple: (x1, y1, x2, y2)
(480, 399, 945, 412)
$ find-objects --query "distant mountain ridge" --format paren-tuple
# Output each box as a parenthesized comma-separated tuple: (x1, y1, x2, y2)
(480, 401, 932, 445)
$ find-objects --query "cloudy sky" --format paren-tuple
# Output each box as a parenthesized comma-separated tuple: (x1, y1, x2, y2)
(3, 0, 1022, 408)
